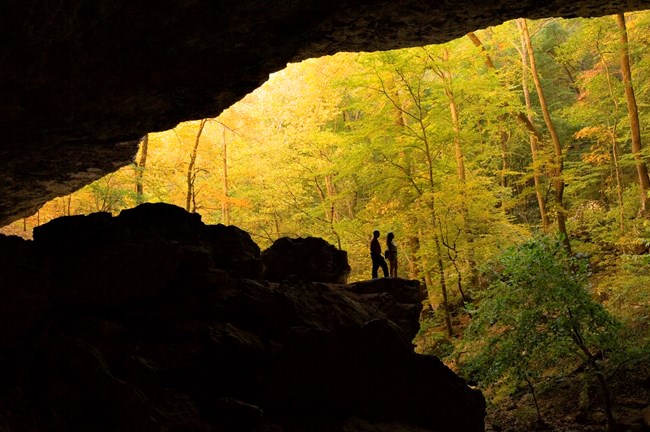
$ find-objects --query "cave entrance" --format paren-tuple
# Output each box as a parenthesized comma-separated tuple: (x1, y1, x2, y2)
(4, 12, 650, 281)
(3, 11, 650, 431)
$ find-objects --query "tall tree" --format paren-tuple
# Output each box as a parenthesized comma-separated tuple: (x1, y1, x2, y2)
(519, 18, 571, 252)
(219, 123, 231, 224)
(371, 52, 454, 335)
(186, 119, 208, 213)
(467, 29, 550, 231)
(516, 22, 551, 232)
(561, 19, 627, 234)
(135, 134, 149, 205)
(425, 46, 479, 290)
(616, 13, 650, 217)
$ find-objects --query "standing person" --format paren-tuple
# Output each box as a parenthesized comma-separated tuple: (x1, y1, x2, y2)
(370, 230, 388, 279)
(386, 232, 398, 277)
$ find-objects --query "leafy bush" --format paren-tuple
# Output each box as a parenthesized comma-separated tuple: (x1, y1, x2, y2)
(460, 236, 622, 427)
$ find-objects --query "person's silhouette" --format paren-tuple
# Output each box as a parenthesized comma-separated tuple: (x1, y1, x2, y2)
(370, 230, 388, 278)
(386, 232, 398, 277)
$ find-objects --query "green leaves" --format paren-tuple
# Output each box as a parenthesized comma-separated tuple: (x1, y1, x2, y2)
(463, 236, 621, 390)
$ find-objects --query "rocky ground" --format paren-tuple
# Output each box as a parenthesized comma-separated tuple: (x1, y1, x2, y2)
(484, 367, 650, 432)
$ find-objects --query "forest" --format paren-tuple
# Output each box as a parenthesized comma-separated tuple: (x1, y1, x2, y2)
(3, 12, 650, 431)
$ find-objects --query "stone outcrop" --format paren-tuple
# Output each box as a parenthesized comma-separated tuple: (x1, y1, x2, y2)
(0, 203, 485, 432)
(262, 236, 351, 284)
(2, 0, 650, 225)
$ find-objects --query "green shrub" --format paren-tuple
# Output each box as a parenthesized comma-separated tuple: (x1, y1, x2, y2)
(460, 235, 622, 428)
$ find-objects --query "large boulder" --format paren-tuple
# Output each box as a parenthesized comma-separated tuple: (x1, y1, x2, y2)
(29, 203, 263, 307)
(0, 204, 485, 432)
(342, 278, 424, 345)
(262, 236, 351, 284)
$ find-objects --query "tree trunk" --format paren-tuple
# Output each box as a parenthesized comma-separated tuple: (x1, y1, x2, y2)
(383, 61, 453, 334)
(524, 376, 544, 424)
(221, 124, 231, 224)
(520, 18, 571, 253)
(424, 271, 436, 312)
(448, 249, 469, 303)
(186, 119, 207, 213)
(273, 211, 281, 239)
(434, 48, 478, 290)
(446, 79, 479, 289)
(466, 32, 495, 69)
(434, 225, 453, 337)
(570, 321, 616, 432)
(324, 174, 338, 222)
(135, 134, 149, 205)
(418, 229, 436, 312)
(421, 109, 453, 337)
(467, 29, 550, 231)
(611, 130, 626, 233)
(499, 128, 509, 190)
(616, 13, 650, 217)
(407, 235, 421, 280)
(517, 20, 550, 232)
(596, 37, 626, 234)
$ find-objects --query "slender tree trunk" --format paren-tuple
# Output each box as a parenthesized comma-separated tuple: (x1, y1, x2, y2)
(570, 319, 616, 431)
(611, 130, 626, 233)
(448, 250, 469, 303)
(324, 174, 338, 222)
(273, 211, 281, 239)
(520, 18, 571, 252)
(597, 39, 626, 233)
(445, 84, 465, 183)
(422, 226, 453, 335)
(467, 29, 550, 231)
(135, 134, 149, 205)
(221, 125, 230, 224)
(593, 369, 616, 432)
(499, 128, 509, 190)
(418, 229, 436, 312)
(416, 107, 453, 335)
(407, 235, 421, 280)
(517, 20, 550, 232)
(446, 80, 478, 289)
(381, 63, 452, 333)
(560, 63, 580, 96)
(424, 271, 436, 312)
(433, 224, 453, 337)
(186, 119, 208, 213)
(420, 107, 453, 337)
(466, 32, 495, 69)
(616, 13, 650, 217)
(524, 376, 544, 423)
(466, 33, 510, 200)
(435, 48, 478, 290)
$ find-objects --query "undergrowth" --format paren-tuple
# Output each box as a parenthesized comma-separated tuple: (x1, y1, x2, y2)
(414, 235, 650, 431)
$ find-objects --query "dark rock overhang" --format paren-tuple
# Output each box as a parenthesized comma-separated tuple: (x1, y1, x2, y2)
(2, 0, 650, 226)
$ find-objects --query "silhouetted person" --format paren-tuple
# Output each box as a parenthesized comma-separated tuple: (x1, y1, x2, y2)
(370, 230, 388, 278)
(386, 232, 398, 277)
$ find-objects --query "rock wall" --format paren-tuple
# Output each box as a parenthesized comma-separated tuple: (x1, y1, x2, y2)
(0, 203, 485, 432)
(2, 0, 650, 225)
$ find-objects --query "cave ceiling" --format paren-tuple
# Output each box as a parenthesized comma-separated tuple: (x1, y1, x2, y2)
(2, 0, 650, 226)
